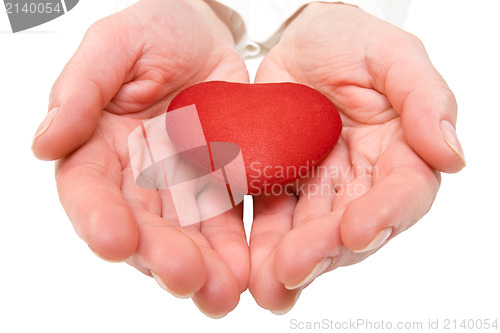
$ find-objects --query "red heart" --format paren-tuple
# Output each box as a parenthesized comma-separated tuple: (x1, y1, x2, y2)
(167, 81, 342, 195)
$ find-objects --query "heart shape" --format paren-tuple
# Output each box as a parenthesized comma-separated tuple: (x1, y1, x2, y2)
(167, 81, 342, 195)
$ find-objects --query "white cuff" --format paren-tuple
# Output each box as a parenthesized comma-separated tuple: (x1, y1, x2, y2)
(208, 0, 314, 58)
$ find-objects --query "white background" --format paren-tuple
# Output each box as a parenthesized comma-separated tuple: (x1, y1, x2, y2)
(1, 1, 499, 332)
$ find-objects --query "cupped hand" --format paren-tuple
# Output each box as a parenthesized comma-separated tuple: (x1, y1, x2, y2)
(32, 0, 249, 318)
(249, 3, 465, 314)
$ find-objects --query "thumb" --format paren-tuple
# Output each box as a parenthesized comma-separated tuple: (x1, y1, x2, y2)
(32, 17, 140, 160)
(370, 33, 466, 173)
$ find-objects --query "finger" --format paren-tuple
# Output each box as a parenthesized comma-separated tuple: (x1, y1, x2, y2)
(274, 213, 343, 291)
(157, 198, 243, 318)
(367, 29, 465, 173)
(250, 194, 296, 281)
(157, 169, 249, 293)
(191, 250, 241, 319)
(123, 167, 242, 316)
(119, 162, 208, 300)
(271, 147, 348, 290)
(131, 210, 208, 299)
(252, 252, 302, 315)
(249, 194, 300, 313)
(176, 211, 243, 318)
(136, 217, 240, 319)
(291, 138, 351, 227)
(183, 203, 248, 318)
(32, 16, 142, 161)
(292, 176, 335, 228)
(273, 135, 441, 289)
(340, 138, 441, 253)
(199, 203, 250, 293)
(273, 137, 374, 289)
(55, 133, 138, 262)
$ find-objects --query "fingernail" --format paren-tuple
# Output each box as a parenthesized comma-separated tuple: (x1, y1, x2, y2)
(440, 120, 466, 167)
(270, 288, 302, 315)
(88, 245, 123, 263)
(192, 298, 227, 319)
(284, 257, 332, 290)
(353, 227, 392, 253)
(151, 272, 194, 299)
(33, 107, 58, 142)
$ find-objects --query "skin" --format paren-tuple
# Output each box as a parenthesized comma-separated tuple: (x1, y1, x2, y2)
(33, 0, 250, 318)
(249, 3, 465, 313)
(32, 1, 465, 318)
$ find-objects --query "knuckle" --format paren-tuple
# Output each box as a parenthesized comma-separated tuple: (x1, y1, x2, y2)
(86, 17, 110, 36)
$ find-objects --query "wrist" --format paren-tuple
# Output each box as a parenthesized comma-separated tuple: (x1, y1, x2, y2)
(188, 0, 235, 45)
(282, 1, 361, 36)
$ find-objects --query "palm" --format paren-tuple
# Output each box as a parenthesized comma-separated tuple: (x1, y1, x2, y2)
(54, 0, 250, 318)
(249, 3, 441, 313)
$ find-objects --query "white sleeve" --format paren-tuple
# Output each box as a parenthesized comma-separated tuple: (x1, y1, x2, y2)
(207, 0, 412, 59)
